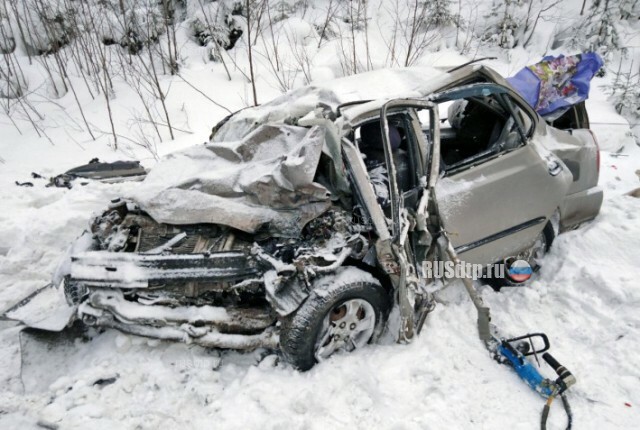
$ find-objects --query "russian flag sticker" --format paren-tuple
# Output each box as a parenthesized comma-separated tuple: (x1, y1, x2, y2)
(507, 259, 533, 282)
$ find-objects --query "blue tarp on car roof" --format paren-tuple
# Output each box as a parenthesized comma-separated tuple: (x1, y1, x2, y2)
(507, 52, 604, 120)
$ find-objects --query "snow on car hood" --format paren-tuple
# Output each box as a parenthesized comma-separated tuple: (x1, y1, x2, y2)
(131, 67, 452, 237)
(130, 124, 332, 237)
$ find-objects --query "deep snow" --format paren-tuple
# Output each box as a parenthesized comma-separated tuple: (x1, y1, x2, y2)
(1, 1, 640, 427)
(1, 76, 639, 430)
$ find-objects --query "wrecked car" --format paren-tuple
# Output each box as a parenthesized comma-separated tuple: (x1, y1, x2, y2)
(6, 64, 602, 370)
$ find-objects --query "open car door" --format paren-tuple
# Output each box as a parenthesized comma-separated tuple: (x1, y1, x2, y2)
(375, 99, 441, 341)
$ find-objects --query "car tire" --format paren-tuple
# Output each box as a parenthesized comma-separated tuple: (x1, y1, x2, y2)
(280, 267, 390, 371)
(488, 221, 555, 289)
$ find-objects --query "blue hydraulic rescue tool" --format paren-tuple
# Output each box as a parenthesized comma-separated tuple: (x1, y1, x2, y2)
(439, 234, 576, 430)
(496, 334, 576, 428)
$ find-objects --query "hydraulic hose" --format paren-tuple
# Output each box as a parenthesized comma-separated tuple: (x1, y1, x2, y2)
(561, 394, 573, 429)
(437, 224, 575, 430)
(541, 393, 573, 430)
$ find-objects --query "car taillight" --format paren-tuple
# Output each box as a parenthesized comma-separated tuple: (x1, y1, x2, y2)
(588, 129, 600, 174)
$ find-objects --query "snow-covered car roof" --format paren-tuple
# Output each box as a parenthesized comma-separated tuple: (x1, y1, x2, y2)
(129, 66, 474, 237)
(212, 67, 453, 142)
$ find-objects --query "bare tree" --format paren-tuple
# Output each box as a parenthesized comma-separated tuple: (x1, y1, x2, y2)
(195, 0, 231, 80)
(246, 0, 258, 105)
(317, 0, 339, 49)
(404, 0, 431, 66)
(523, 0, 562, 48)
(607, 59, 639, 116)
(378, 0, 402, 67)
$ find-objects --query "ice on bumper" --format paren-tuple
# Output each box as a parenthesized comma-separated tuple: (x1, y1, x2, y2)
(78, 289, 278, 349)
(69, 251, 261, 288)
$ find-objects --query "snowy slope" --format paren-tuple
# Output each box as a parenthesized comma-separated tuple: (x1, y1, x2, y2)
(1, 73, 639, 430)
(1, 0, 640, 428)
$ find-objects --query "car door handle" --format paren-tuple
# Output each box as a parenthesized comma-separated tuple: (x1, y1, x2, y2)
(548, 160, 563, 176)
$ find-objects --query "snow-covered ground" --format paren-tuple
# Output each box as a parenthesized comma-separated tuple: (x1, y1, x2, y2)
(1, 73, 639, 429)
(1, 0, 640, 426)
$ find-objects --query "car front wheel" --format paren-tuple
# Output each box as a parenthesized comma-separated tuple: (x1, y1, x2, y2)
(280, 267, 390, 371)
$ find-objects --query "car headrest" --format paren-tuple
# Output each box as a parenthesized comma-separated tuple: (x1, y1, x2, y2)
(360, 122, 402, 150)
(448, 99, 468, 129)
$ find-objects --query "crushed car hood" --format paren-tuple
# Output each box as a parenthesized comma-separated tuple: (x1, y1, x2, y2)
(131, 124, 331, 237)
(132, 67, 452, 237)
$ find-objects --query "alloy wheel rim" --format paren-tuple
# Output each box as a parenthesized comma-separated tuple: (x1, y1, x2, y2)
(314, 298, 376, 361)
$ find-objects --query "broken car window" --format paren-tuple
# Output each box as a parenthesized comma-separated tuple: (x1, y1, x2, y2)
(436, 92, 525, 173)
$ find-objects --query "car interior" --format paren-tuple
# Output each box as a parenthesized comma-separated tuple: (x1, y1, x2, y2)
(345, 87, 536, 214)
(354, 114, 419, 197)
(438, 94, 524, 172)
(547, 101, 590, 130)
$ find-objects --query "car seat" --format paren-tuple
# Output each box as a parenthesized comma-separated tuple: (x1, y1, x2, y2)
(359, 122, 412, 193)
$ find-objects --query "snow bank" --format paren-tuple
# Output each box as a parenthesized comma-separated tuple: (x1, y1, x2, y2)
(1, 4, 639, 426)
(1, 114, 639, 430)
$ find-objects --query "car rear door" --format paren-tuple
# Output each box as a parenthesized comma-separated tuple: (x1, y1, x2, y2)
(432, 85, 572, 265)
